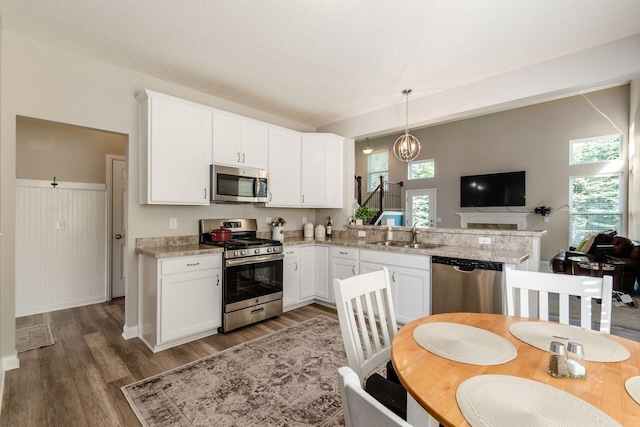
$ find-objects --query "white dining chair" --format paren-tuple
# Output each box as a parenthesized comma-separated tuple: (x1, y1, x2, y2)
(338, 366, 413, 427)
(505, 267, 613, 333)
(333, 267, 407, 418)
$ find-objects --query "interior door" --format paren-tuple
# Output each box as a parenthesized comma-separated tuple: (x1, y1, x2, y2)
(405, 189, 437, 228)
(111, 157, 127, 298)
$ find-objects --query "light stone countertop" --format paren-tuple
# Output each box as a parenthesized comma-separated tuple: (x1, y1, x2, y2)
(136, 237, 529, 264)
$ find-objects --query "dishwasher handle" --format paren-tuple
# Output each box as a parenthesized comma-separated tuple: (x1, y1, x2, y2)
(432, 256, 503, 271)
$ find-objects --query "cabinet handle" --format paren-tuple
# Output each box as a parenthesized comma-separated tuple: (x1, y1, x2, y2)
(237, 152, 241, 162)
(204, 188, 207, 200)
(243, 153, 246, 163)
(392, 271, 397, 283)
(302, 195, 305, 203)
(352, 265, 356, 275)
(286, 251, 294, 255)
(186, 262, 200, 267)
(216, 274, 220, 286)
(339, 251, 347, 255)
(295, 262, 298, 271)
(269, 192, 272, 202)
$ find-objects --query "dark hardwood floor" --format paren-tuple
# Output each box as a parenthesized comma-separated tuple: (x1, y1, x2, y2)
(0, 299, 338, 426)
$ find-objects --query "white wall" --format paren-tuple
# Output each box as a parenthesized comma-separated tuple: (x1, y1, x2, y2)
(0, 31, 317, 361)
(356, 86, 630, 262)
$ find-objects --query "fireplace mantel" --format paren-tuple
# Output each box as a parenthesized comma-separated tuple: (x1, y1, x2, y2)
(457, 212, 529, 230)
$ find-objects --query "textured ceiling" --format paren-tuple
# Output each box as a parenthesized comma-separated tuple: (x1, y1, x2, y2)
(1, 0, 640, 128)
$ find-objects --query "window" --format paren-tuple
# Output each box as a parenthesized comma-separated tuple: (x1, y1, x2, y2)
(408, 159, 435, 180)
(367, 150, 388, 192)
(569, 173, 622, 246)
(570, 134, 621, 165)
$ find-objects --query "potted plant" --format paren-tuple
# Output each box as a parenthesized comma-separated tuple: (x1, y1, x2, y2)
(354, 206, 374, 224)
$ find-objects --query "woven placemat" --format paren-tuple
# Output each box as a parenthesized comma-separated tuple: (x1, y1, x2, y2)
(625, 376, 640, 406)
(413, 322, 517, 365)
(457, 374, 621, 427)
(509, 322, 629, 362)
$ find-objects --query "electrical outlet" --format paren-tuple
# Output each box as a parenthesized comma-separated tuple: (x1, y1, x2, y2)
(302, 216, 307, 224)
(56, 219, 65, 230)
(358, 230, 366, 238)
(479, 237, 491, 245)
(169, 218, 177, 229)
(266, 217, 272, 225)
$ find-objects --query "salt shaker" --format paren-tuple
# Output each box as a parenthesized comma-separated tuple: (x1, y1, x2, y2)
(548, 341, 569, 378)
(567, 341, 587, 379)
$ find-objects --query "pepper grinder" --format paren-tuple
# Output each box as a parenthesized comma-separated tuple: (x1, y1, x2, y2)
(548, 341, 569, 378)
(567, 341, 587, 379)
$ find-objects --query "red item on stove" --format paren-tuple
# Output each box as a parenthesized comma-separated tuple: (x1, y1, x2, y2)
(210, 227, 232, 242)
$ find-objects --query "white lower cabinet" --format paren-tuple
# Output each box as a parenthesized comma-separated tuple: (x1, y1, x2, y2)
(283, 246, 302, 308)
(139, 253, 222, 352)
(313, 245, 330, 302)
(283, 245, 329, 309)
(330, 246, 359, 303)
(360, 250, 431, 324)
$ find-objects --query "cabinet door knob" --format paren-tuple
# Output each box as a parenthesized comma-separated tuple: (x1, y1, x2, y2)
(114, 234, 122, 240)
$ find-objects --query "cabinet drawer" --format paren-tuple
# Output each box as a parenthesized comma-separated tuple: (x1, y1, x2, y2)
(161, 254, 220, 275)
(331, 246, 358, 260)
(283, 246, 299, 258)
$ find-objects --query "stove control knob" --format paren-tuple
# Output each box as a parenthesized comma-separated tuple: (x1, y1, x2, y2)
(234, 251, 239, 256)
(254, 249, 260, 254)
(242, 250, 247, 255)
(267, 247, 272, 253)
(273, 247, 280, 252)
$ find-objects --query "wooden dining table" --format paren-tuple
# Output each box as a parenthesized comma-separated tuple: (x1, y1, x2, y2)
(391, 312, 640, 427)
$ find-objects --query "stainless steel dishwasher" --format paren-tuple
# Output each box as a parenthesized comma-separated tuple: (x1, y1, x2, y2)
(431, 256, 504, 314)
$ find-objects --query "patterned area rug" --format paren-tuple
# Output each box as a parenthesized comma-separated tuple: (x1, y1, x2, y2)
(122, 315, 347, 426)
(16, 323, 55, 353)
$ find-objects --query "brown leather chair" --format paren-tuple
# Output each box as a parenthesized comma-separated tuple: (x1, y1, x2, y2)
(551, 235, 640, 294)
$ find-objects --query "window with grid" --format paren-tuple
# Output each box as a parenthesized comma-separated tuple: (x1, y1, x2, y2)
(408, 159, 434, 180)
(367, 150, 388, 192)
(569, 173, 622, 247)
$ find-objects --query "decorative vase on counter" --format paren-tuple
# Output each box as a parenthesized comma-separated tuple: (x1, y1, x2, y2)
(272, 226, 284, 241)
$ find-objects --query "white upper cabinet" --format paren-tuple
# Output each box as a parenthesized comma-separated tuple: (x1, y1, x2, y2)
(212, 111, 268, 170)
(137, 90, 212, 205)
(267, 127, 301, 206)
(301, 133, 343, 207)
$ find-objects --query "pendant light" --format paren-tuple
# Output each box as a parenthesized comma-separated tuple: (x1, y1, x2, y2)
(362, 137, 373, 154)
(393, 89, 421, 162)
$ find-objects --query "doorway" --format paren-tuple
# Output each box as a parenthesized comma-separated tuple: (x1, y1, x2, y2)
(405, 189, 437, 227)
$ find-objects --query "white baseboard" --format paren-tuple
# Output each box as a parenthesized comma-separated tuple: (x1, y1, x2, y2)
(122, 324, 139, 340)
(16, 296, 106, 317)
(0, 352, 20, 413)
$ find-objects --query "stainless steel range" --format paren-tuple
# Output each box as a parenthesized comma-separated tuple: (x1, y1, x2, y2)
(199, 218, 283, 333)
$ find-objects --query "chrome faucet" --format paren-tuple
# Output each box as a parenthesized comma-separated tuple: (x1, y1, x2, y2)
(412, 223, 420, 244)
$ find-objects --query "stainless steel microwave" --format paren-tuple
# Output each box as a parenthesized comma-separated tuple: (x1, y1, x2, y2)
(210, 165, 269, 203)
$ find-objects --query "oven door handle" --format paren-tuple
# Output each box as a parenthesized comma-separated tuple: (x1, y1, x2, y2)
(226, 253, 284, 267)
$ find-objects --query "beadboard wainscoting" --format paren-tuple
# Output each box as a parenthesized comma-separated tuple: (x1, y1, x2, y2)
(15, 180, 107, 317)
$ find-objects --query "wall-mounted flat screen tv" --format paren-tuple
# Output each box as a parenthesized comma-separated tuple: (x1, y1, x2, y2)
(460, 171, 526, 207)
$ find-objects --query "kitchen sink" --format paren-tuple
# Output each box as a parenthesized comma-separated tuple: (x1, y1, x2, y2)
(368, 241, 442, 249)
